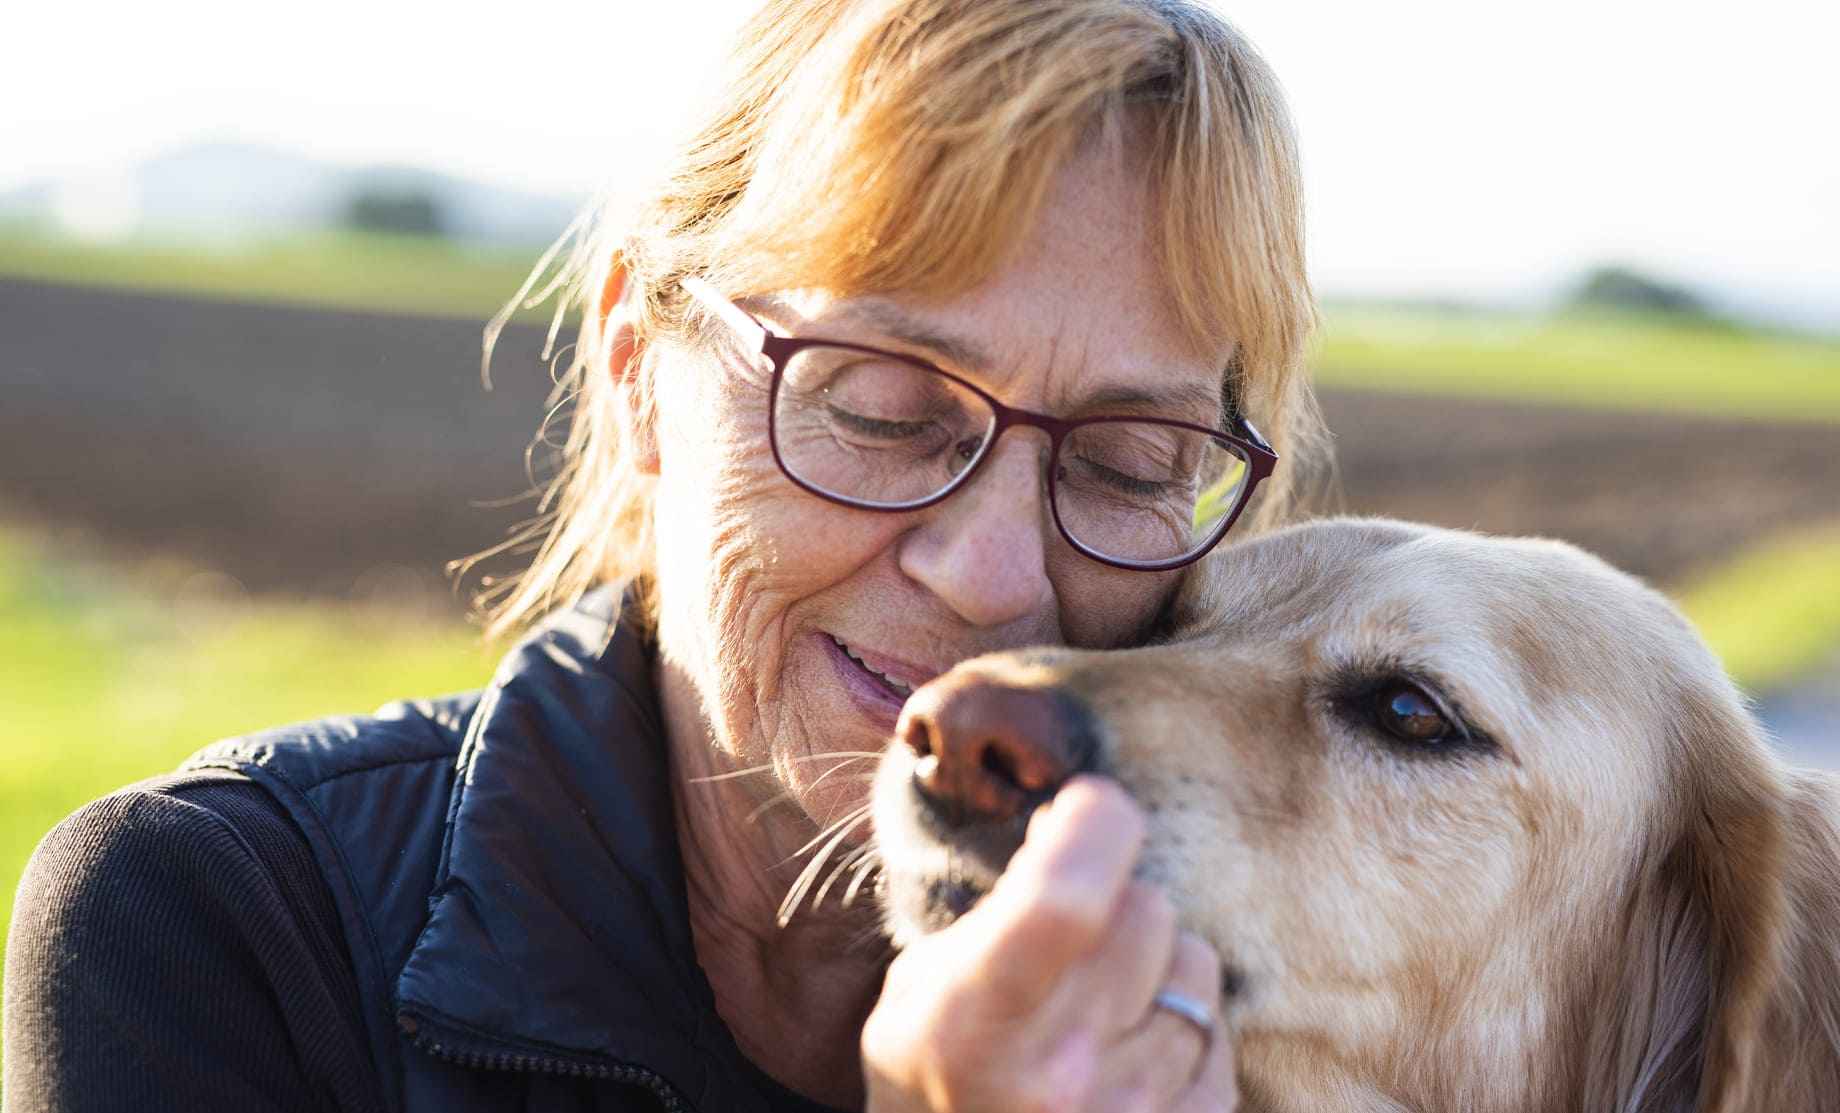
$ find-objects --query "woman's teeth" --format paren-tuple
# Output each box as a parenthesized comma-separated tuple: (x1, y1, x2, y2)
(830, 635, 914, 697)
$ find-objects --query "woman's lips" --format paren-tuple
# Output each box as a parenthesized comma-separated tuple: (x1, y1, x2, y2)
(829, 635, 919, 697)
(820, 633, 940, 725)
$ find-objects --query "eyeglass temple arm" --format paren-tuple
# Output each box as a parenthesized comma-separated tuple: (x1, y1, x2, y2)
(681, 277, 769, 354)
(1239, 416, 1274, 456)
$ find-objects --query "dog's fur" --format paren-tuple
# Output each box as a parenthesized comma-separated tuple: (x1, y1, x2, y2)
(871, 518, 1840, 1112)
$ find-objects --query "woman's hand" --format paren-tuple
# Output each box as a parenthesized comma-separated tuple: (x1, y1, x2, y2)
(862, 776, 1236, 1113)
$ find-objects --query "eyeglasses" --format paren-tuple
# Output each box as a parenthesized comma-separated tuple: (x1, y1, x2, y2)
(680, 278, 1277, 572)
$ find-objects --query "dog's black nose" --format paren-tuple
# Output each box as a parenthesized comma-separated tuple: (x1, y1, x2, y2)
(896, 676, 1098, 825)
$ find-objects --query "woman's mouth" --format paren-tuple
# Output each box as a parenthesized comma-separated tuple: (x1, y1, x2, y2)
(822, 633, 928, 725)
(831, 635, 915, 697)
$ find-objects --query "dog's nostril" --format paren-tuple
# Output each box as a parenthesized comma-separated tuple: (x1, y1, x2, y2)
(897, 708, 936, 759)
(897, 675, 1097, 825)
(978, 738, 1022, 792)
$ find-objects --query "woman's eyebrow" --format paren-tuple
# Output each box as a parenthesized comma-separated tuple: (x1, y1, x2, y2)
(1079, 381, 1224, 422)
(764, 295, 1227, 423)
(823, 299, 998, 376)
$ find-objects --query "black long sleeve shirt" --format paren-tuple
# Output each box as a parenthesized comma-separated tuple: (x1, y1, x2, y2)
(5, 774, 386, 1110)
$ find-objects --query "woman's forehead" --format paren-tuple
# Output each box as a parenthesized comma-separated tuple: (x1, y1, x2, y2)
(758, 287, 1230, 422)
(738, 134, 1233, 407)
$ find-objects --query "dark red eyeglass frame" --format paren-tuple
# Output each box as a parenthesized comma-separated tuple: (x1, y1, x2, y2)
(681, 278, 1279, 572)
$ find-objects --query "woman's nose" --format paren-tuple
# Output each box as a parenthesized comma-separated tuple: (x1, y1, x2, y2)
(896, 435, 1054, 628)
(896, 672, 1099, 826)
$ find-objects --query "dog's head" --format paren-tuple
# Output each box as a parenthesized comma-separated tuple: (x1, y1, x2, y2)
(871, 518, 1840, 1112)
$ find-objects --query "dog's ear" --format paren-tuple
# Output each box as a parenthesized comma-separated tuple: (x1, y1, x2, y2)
(1670, 696, 1791, 1113)
(1748, 769, 1840, 1110)
(1588, 683, 1796, 1113)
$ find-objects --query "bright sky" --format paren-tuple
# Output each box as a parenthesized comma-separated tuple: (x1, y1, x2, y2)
(5, 0, 1836, 325)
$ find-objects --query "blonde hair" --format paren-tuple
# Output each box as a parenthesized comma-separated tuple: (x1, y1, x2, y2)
(460, 0, 1324, 640)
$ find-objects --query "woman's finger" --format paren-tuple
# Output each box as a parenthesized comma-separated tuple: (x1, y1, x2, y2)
(964, 776, 1146, 1011)
(1171, 1005, 1238, 1113)
(1148, 923, 1221, 1052)
(1143, 929, 1223, 1066)
(1071, 879, 1178, 1028)
(1090, 929, 1224, 1110)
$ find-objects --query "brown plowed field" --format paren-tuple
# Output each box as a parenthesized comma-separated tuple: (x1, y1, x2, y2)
(1318, 389, 1839, 585)
(3, 278, 1836, 608)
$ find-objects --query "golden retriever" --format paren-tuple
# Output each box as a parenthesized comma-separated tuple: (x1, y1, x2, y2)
(869, 518, 1840, 1112)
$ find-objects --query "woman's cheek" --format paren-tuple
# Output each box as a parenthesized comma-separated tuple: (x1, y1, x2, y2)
(676, 398, 895, 747)
(1049, 549, 1182, 651)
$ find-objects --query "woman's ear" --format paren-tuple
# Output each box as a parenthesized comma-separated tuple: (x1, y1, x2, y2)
(601, 258, 658, 475)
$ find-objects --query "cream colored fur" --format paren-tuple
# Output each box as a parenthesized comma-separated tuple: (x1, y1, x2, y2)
(872, 518, 1840, 1112)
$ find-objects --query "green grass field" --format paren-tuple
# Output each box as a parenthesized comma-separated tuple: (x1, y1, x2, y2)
(1316, 304, 1840, 425)
(1673, 523, 1840, 693)
(0, 224, 548, 322)
(0, 533, 496, 971)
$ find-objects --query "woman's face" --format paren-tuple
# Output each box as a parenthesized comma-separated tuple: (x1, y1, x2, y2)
(645, 137, 1234, 825)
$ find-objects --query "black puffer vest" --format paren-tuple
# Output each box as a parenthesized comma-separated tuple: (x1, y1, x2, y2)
(184, 588, 829, 1112)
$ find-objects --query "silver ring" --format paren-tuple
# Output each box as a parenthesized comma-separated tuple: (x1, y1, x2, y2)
(1151, 988, 1216, 1049)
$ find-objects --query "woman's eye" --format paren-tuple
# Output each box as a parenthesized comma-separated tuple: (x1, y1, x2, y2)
(1071, 457, 1173, 495)
(1372, 683, 1458, 746)
(825, 405, 934, 440)
(1062, 426, 1195, 497)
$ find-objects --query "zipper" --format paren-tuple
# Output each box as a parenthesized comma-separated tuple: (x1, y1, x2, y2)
(397, 1009, 693, 1113)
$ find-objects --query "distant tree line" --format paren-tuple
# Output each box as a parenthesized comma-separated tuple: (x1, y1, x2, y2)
(1568, 264, 1711, 321)
(342, 187, 447, 238)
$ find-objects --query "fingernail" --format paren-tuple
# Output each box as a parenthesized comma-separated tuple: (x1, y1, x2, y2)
(1025, 800, 1053, 842)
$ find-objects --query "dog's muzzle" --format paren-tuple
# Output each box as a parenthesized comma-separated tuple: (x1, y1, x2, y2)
(875, 668, 1110, 938)
(896, 672, 1102, 830)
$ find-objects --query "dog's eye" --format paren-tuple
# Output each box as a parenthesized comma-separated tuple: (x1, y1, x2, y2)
(1325, 666, 1495, 759)
(1373, 683, 1459, 746)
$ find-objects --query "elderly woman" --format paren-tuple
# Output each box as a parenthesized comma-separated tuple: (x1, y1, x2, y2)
(4, 1, 1320, 1110)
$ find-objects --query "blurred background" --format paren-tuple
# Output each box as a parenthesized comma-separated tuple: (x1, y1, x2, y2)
(2, 0, 1836, 1000)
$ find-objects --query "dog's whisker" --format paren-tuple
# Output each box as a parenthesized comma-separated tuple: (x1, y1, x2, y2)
(745, 792, 796, 825)
(812, 840, 879, 909)
(778, 809, 873, 927)
(738, 774, 879, 828)
(805, 757, 881, 792)
(846, 920, 895, 957)
(778, 851, 828, 924)
(801, 772, 881, 802)
(688, 763, 777, 785)
(772, 803, 873, 916)
(842, 848, 882, 908)
(688, 750, 886, 785)
(689, 751, 883, 846)
(790, 802, 872, 860)
(811, 843, 866, 911)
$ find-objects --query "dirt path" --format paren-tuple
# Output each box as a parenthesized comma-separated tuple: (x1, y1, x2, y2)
(1320, 390, 1840, 587)
(4, 279, 1836, 604)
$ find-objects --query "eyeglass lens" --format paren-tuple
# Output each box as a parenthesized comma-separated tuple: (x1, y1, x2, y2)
(771, 345, 1252, 565)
